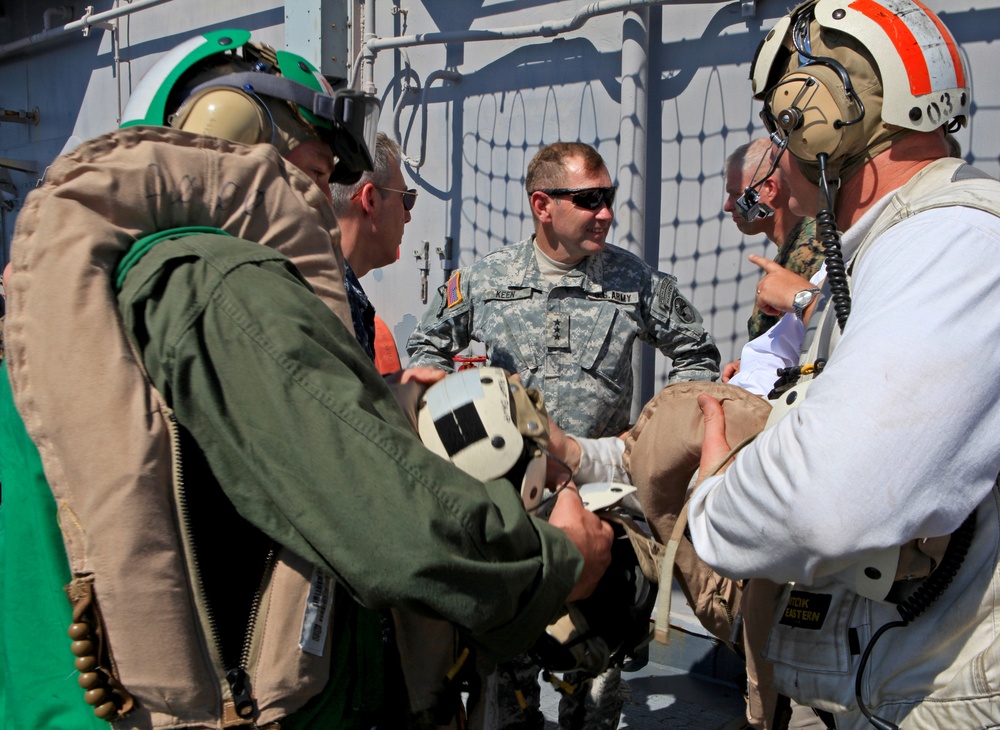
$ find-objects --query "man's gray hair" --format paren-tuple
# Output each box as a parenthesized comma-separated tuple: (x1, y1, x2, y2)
(329, 131, 404, 218)
(725, 137, 771, 181)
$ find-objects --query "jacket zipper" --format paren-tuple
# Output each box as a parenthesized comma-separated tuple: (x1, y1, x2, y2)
(167, 409, 277, 721)
(227, 545, 277, 718)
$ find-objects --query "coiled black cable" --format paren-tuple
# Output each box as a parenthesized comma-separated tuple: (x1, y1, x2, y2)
(854, 512, 977, 729)
(817, 207, 851, 331)
(895, 512, 976, 624)
(816, 153, 852, 330)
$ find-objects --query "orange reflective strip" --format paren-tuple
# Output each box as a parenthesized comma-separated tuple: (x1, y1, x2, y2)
(849, 0, 931, 96)
(910, 0, 966, 87)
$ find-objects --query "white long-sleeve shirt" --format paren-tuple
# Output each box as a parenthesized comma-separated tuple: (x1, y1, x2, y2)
(727, 267, 826, 398)
(689, 201, 1000, 584)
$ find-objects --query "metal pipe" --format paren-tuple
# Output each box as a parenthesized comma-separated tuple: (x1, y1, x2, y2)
(378, 1, 673, 172)
(617, 7, 649, 258)
(361, 0, 378, 96)
(393, 69, 462, 169)
(0, 0, 175, 59)
(42, 6, 75, 31)
(114, 13, 123, 123)
(364, 0, 714, 54)
(617, 7, 652, 415)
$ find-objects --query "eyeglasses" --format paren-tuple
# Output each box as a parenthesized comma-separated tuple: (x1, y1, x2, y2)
(351, 184, 418, 211)
(533, 186, 617, 211)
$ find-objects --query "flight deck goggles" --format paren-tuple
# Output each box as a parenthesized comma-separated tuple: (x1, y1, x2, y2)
(534, 186, 617, 211)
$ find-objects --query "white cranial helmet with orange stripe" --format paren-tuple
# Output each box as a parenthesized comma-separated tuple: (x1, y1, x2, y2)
(750, 0, 970, 184)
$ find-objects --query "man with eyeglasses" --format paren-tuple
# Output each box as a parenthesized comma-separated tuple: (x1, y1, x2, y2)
(407, 141, 719, 730)
(722, 137, 825, 341)
(331, 132, 415, 370)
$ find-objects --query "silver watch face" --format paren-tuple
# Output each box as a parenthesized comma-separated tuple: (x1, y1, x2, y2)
(793, 289, 818, 317)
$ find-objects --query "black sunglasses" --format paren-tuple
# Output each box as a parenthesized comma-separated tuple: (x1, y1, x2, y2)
(534, 186, 617, 211)
(353, 184, 418, 211)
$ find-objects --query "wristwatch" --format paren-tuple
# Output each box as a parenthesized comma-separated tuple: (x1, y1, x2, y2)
(792, 288, 822, 320)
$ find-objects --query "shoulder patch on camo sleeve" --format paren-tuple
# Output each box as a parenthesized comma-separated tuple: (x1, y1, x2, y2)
(654, 278, 696, 324)
(446, 271, 463, 308)
(652, 277, 696, 324)
(673, 291, 695, 324)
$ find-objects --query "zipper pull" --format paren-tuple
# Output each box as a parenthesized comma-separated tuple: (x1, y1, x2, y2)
(226, 667, 255, 718)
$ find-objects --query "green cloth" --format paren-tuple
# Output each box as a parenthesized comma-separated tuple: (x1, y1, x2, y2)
(0, 228, 581, 727)
(113, 225, 229, 289)
(115, 233, 582, 723)
(0, 362, 104, 730)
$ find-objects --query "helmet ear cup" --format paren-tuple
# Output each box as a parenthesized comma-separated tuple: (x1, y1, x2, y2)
(769, 64, 858, 163)
(170, 87, 271, 145)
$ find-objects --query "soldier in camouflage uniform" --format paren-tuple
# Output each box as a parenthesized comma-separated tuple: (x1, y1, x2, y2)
(407, 142, 719, 729)
(722, 138, 826, 339)
(407, 144, 719, 440)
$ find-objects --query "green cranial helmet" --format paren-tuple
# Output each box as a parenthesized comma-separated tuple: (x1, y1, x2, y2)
(121, 29, 380, 184)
